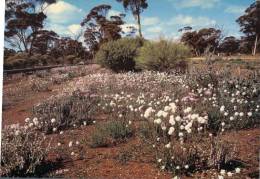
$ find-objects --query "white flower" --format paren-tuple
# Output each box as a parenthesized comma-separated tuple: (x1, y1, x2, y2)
(230, 116, 234, 121)
(220, 105, 225, 113)
(247, 112, 252, 117)
(71, 152, 75, 156)
(119, 114, 123, 118)
(53, 128, 57, 132)
(15, 130, 20, 136)
(184, 165, 189, 169)
(239, 112, 244, 117)
(235, 168, 241, 173)
(227, 172, 232, 177)
(224, 112, 229, 116)
(175, 116, 181, 122)
(169, 115, 175, 125)
(83, 121, 87, 126)
(168, 127, 175, 135)
(169, 102, 177, 113)
(57, 142, 61, 146)
(76, 141, 80, 145)
(33, 118, 38, 125)
(51, 118, 56, 123)
(176, 166, 180, 170)
(60, 131, 64, 134)
(184, 107, 192, 113)
(165, 142, 171, 148)
(25, 118, 30, 123)
(178, 132, 184, 137)
(69, 141, 73, 147)
(161, 165, 165, 170)
(29, 123, 34, 127)
(221, 122, 225, 126)
(144, 107, 153, 118)
(220, 169, 225, 175)
(129, 120, 132, 125)
(154, 118, 162, 125)
(218, 175, 224, 179)
(157, 159, 162, 163)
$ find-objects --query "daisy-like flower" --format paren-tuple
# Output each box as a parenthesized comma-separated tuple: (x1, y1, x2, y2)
(69, 141, 73, 147)
(51, 118, 56, 123)
(168, 127, 175, 135)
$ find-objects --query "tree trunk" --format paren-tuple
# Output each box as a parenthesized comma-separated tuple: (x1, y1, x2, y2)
(252, 34, 258, 56)
(137, 13, 143, 38)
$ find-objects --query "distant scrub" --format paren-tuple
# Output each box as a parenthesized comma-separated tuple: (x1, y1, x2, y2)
(135, 39, 190, 72)
(95, 37, 143, 72)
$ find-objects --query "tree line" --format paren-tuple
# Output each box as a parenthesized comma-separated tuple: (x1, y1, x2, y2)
(4, 0, 260, 64)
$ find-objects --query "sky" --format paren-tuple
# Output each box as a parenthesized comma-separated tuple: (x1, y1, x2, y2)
(44, 0, 255, 40)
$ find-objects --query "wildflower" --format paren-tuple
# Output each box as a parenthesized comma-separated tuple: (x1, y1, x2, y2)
(168, 127, 175, 135)
(247, 112, 252, 117)
(184, 107, 192, 113)
(57, 142, 61, 146)
(15, 130, 20, 136)
(60, 131, 64, 134)
(129, 120, 132, 125)
(53, 128, 57, 132)
(69, 141, 73, 147)
(71, 152, 75, 156)
(220, 105, 225, 113)
(175, 115, 181, 122)
(161, 165, 165, 170)
(83, 121, 87, 126)
(176, 166, 180, 170)
(119, 114, 123, 118)
(76, 141, 80, 145)
(230, 116, 234, 121)
(165, 142, 171, 148)
(93, 120, 96, 124)
(157, 159, 162, 163)
(144, 107, 153, 118)
(169, 115, 175, 125)
(218, 175, 224, 179)
(220, 169, 225, 175)
(235, 168, 241, 173)
(154, 118, 162, 125)
(178, 132, 184, 137)
(29, 123, 34, 127)
(224, 112, 229, 116)
(227, 172, 232, 177)
(51, 118, 56, 123)
(184, 165, 189, 169)
(161, 123, 167, 131)
(25, 118, 30, 123)
(239, 112, 244, 117)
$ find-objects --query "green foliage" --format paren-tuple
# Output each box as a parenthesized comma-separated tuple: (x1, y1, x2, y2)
(135, 39, 190, 71)
(90, 120, 133, 147)
(32, 90, 99, 134)
(95, 38, 143, 72)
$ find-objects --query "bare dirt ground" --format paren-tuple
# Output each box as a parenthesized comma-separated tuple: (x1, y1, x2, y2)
(2, 64, 260, 178)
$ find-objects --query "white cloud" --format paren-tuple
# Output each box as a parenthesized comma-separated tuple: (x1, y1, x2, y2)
(143, 17, 160, 26)
(169, 0, 219, 9)
(146, 26, 163, 33)
(168, 15, 216, 27)
(45, 1, 84, 24)
(121, 24, 138, 34)
(225, 6, 246, 14)
(107, 9, 122, 18)
(68, 24, 81, 34)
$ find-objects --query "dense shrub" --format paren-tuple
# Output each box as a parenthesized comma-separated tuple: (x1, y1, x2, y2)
(135, 39, 190, 72)
(90, 120, 133, 147)
(1, 125, 48, 177)
(95, 38, 143, 72)
(32, 90, 99, 134)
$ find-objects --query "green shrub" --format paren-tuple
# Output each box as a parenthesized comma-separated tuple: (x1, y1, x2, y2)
(90, 120, 133, 147)
(135, 39, 190, 72)
(1, 126, 48, 177)
(95, 38, 143, 72)
(32, 90, 99, 134)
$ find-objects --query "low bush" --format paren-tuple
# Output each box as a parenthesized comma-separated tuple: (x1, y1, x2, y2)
(95, 38, 143, 72)
(90, 120, 133, 147)
(1, 125, 49, 177)
(135, 39, 190, 72)
(32, 90, 99, 134)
